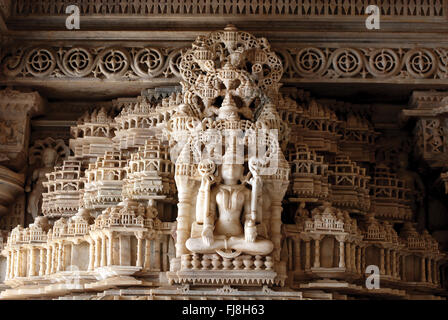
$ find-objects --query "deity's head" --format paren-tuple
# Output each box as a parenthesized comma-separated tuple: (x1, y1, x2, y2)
(221, 163, 244, 186)
(42, 148, 58, 167)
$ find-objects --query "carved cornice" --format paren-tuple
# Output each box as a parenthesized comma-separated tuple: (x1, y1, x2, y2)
(0, 88, 45, 117)
(2, 45, 448, 85)
(404, 91, 448, 117)
(10, 0, 447, 21)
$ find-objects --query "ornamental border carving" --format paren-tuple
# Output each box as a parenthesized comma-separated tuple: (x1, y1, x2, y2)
(2, 45, 448, 83)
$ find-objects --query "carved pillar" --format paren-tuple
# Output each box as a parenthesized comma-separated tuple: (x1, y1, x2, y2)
(356, 246, 361, 273)
(305, 239, 311, 270)
(0, 89, 45, 217)
(403, 91, 448, 168)
(294, 237, 301, 271)
(15, 249, 21, 277)
(101, 235, 107, 267)
(45, 246, 51, 275)
(136, 236, 143, 268)
(51, 245, 56, 274)
(28, 248, 36, 276)
(175, 178, 194, 259)
(267, 181, 288, 262)
(144, 238, 151, 271)
(380, 248, 385, 275)
(61, 243, 66, 272)
(346, 242, 351, 271)
(401, 255, 406, 281)
(392, 250, 397, 278)
(313, 238, 320, 268)
(435, 261, 440, 285)
(385, 249, 390, 276)
(421, 257, 426, 282)
(38, 248, 44, 277)
(427, 259, 432, 283)
(88, 241, 94, 271)
(6, 251, 11, 280)
(5, 251, 10, 280)
(15, 249, 20, 277)
(339, 241, 345, 268)
(154, 236, 161, 271)
(56, 243, 62, 272)
(107, 233, 114, 266)
(351, 243, 356, 271)
(94, 238, 100, 269)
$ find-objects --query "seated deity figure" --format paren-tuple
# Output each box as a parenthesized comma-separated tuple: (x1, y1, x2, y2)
(186, 153, 273, 257)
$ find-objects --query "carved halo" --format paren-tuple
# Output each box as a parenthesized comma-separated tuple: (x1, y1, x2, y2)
(29, 137, 70, 166)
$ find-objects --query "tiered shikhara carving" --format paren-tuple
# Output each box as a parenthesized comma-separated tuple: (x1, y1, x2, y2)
(293, 99, 341, 153)
(328, 155, 371, 214)
(287, 143, 329, 202)
(113, 94, 180, 153)
(0, 26, 446, 300)
(370, 164, 412, 222)
(123, 137, 176, 200)
(42, 160, 83, 219)
(70, 108, 116, 168)
(83, 151, 127, 210)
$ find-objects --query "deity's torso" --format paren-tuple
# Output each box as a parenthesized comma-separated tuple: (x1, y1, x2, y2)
(213, 184, 250, 237)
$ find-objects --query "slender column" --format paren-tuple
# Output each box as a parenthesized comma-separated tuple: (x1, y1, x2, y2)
(107, 234, 114, 266)
(346, 242, 351, 271)
(10, 251, 14, 279)
(339, 241, 345, 268)
(70, 243, 74, 267)
(380, 248, 385, 275)
(29, 248, 36, 277)
(313, 238, 320, 268)
(52, 245, 57, 274)
(38, 248, 45, 277)
(101, 235, 107, 267)
(305, 240, 311, 270)
(351, 244, 356, 271)
(154, 237, 161, 271)
(61, 244, 66, 271)
(16, 249, 21, 277)
(401, 255, 406, 281)
(94, 238, 100, 269)
(434, 260, 438, 285)
(175, 184, 193, 258)
(45, 247, 51, 275)
(55, 243, 61, 272)
(356, 247, 361, 273)
(269, 197, 284, 262)
(144, 238, 151, 271)
(294, 238, 301, 271)
(88, 241, 95, 271)
(427, 259, 432, 283)
(392, 250, 396, 277)
(421, 257, 426, 282)
(11, 250, 16, 278)
(436, 262, 440, 285)
(136, 237, 143, 268)
(385, 249, 390, 276)
(6, 251, 11, 280)
(361, 247, 366, 273)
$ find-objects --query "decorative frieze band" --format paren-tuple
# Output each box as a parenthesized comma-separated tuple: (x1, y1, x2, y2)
(2, 45, 448, 83)
(11, 0, 446, 20)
